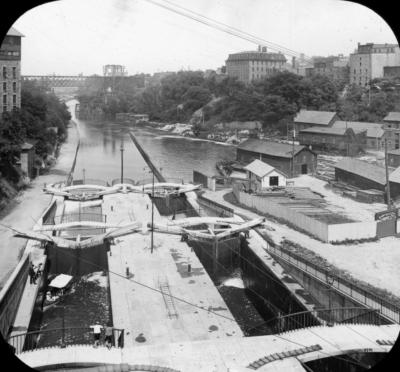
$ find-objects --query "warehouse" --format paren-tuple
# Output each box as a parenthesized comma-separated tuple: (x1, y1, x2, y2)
(236, 139, 317, 177)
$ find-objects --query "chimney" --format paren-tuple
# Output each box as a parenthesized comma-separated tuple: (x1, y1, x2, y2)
(262, 46, 267, 53)
(292, 56, 296, 68)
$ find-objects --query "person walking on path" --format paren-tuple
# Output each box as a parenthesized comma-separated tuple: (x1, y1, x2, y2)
(90, 321, 103, 347)
(35, 263, 43, 281)
(104, 324, 113, 350)
(29, 263, 36, 285)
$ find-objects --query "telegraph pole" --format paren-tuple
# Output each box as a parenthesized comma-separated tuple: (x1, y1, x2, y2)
(291, 122, 295, 178)
(120, 138, 124, 184)
(385, 138, 391, 209)
(151, 169, 155, 254)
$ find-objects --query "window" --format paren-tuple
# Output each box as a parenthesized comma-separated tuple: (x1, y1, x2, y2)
(12, 95, 16, 104)
(12, 82, 16, 93)
(2, 105, 6, 112)
(12, 67, 16, 79)
(2, 82, 6, 92)
(3, 94, 6, 104)
(2, 66, 6, 79)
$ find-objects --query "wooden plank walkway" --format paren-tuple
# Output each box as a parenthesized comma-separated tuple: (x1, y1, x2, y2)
(104, 192, 243, 348)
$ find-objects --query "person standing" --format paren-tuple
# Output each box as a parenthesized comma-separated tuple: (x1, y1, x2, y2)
(90, 322, 103, 347)
(104, 324, 113, 350)
(29, 263, 36, 285)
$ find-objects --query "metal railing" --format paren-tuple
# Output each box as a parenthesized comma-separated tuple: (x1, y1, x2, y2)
(43, 213, 107, 225)
(263, 242, 400, 324)
(252, 307, 388, 335)
(7, 327, 125, 354)
(72, 179, 109, 187)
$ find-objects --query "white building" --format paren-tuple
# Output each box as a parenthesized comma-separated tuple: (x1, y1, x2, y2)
(349, 43, 400, 87)
(244, 159, 287, 191)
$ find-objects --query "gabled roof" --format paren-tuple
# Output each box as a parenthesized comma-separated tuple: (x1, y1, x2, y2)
(388, 149, 400, 156)
(334, 158, 387, 185)
(299, 126, 365, 135)
(384, 112, 400, 122)
(294, 110, 337, 126)
(6, 27, 24, 37)
(238, 139, 312, 158)
(332, 121, 384, 138)
(244, 159, 286, 178)
(389, 167, 400, 183)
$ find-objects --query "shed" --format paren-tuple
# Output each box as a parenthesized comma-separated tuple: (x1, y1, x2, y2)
(244, 159, 287, 190)
(389, 167, 400, 199)
(19, 141, 36, 180)
(294, 110, 337, 132)
(334, 158, 386, 191)
(388, 149, 400, 168)
(236, 139, 317, 177)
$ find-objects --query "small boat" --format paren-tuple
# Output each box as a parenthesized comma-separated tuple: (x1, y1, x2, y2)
(43, 274, 73, 311)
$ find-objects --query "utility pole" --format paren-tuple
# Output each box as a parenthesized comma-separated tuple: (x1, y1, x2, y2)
(82, 168, 86, 184)
(385, 138, 391, 209)
(291, 122, 295, 178)
(120, 137, 124, 184)
(151, 169, 154, 254)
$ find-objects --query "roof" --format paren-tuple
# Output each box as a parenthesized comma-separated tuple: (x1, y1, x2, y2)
(294, 110, 337, 126)
(21, 142, 34, 150)
(389, 167, 400, 183)
(226, 51, 287, 62)
(334, 158, 387, 185)
(6, 27, 24, 37)
(49, 274, 73, 289)
(299, 126, 366, 135)
(244, 159, 286, 178)
(331, 121, 384, 138)
(238, 139, 312, 158)
(388, 149, 400, 156)
(384, 112, 400, 122)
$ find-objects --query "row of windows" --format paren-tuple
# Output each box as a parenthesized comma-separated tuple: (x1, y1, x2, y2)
(2, 105, 18, 112)
(0, 51, 20, 57)
(2, 94, 17, 104)
(2, 82, 17, 93)
(2, 66, 17, 79)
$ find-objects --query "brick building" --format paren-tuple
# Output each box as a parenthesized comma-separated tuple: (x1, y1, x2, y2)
(236, 139, 317, 177)
(305, 55, 349, 86)
(349, 43, 400, 87)
(0, 27, 23, 114)
(225, 46, 287, 84)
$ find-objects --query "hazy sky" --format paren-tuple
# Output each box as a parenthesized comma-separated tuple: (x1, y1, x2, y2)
(10, 0, 398, 75)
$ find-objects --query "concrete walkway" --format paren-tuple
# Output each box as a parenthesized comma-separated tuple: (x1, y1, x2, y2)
(18, 324, 399, 371)
(104, 192, 242, 348)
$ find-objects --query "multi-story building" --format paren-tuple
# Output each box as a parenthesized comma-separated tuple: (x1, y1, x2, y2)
(349, 43, 400, 87)
(0, 27, 23, 114)
(225, 46, 287, 84)
(383, 112, 400, 150)
(305, 55, 349, 85)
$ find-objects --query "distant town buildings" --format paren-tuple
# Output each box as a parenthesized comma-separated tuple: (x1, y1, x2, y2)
(305, 55, 349, 86)
(349, 43, 400, 87)
(225, 45, 287, 84)
(295, 110, 386, 154)
(0, 26, 23, 114)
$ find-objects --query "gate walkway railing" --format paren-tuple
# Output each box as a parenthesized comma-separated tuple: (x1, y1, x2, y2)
(248, 306, 389, 335)
(262, 242, 400, 324)
(7, 327, 124, 354)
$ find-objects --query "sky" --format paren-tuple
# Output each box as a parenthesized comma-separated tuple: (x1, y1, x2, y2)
(9, 0, 399, 76)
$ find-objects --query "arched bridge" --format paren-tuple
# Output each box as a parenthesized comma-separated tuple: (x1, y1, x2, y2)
(14, 324, 399, 371)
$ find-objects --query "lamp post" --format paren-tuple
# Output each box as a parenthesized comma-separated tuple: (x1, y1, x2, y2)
(120, 138, 124, 184)
(326, 274, 335, 327)
(143, 165, 162, 254)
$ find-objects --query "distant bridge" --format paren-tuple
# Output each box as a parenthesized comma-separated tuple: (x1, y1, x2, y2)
(22, 75, 145, 89)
